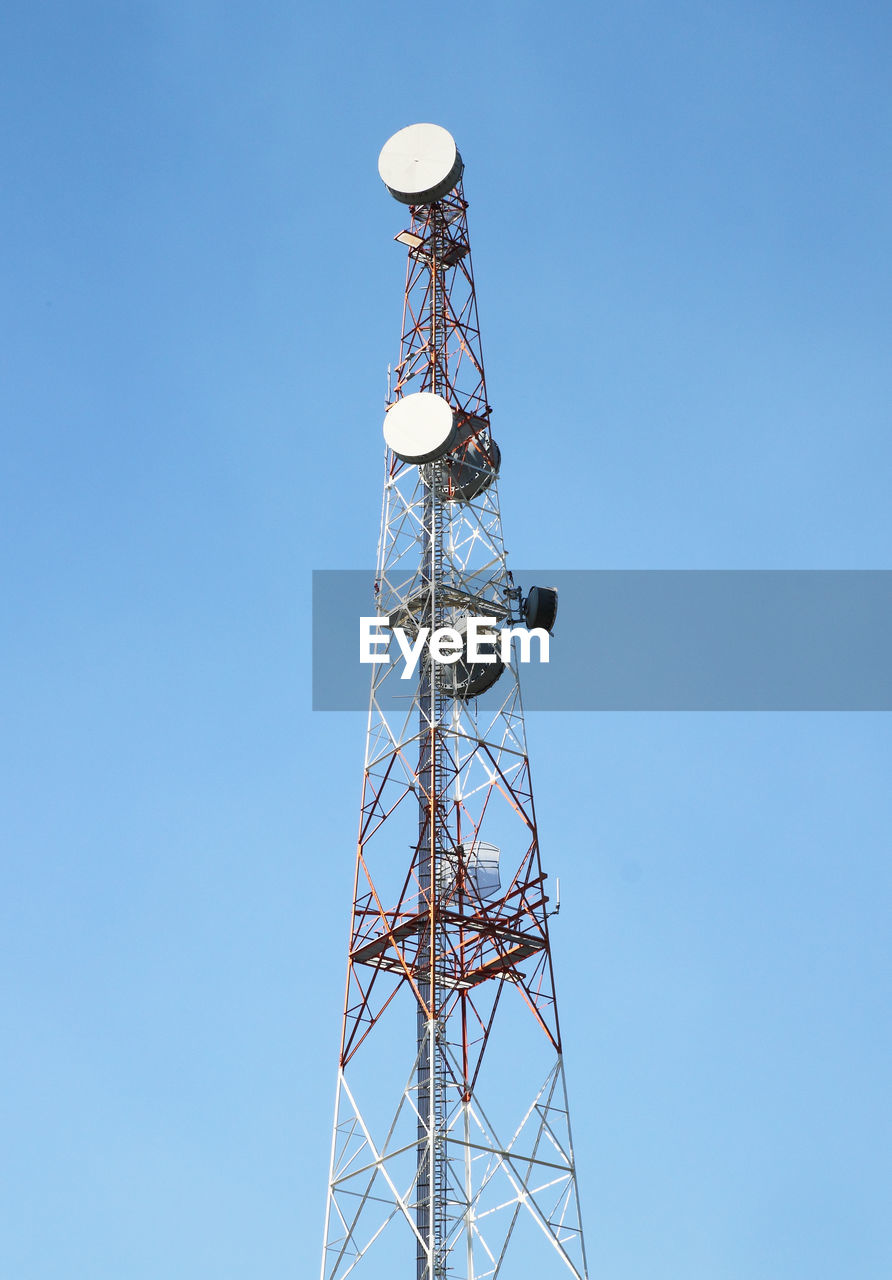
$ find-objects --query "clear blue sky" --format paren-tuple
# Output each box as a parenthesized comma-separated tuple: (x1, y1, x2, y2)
(2, 2, 891, 1277)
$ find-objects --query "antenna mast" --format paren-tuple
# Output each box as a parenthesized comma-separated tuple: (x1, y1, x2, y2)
(321, 123, 588, 1280)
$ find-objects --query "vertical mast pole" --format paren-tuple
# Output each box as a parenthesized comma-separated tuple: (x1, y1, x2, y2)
(417, 198, 445, 1280)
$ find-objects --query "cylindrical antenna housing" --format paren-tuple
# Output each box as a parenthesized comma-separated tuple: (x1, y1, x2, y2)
(378, 123, 463, 205)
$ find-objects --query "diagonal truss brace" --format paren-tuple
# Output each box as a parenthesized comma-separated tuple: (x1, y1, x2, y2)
(321, 1043, 588, 1280)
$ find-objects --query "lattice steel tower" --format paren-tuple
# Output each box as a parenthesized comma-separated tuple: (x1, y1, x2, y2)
(321, 124, 588, 1280)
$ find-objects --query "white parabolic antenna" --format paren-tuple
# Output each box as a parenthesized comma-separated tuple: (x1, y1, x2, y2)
(383, 392, 457, 464)
(378, 123, 463, 205)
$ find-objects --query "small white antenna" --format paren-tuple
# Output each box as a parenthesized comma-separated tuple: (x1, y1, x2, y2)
(386, 363, 392, 404)
(555, 877, 561, 916)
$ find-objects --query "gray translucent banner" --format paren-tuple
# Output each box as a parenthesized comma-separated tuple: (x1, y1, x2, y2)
(312, 570, 892, 711)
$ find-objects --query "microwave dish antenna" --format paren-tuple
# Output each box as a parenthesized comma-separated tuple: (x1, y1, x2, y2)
(378, 122, 463, 205)
(382, 390, 458, 464)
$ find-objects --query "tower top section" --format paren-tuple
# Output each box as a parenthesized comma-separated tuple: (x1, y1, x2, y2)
(377, 123, 463, 205)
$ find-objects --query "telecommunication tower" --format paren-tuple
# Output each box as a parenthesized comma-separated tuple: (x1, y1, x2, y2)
(321, 124, 588, 1280)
